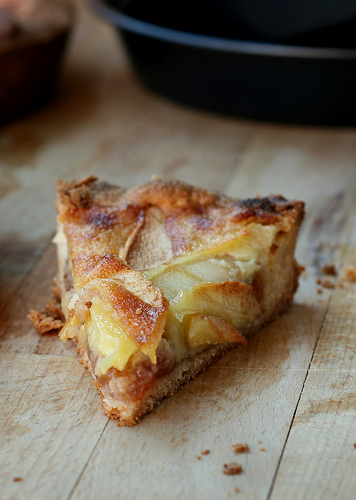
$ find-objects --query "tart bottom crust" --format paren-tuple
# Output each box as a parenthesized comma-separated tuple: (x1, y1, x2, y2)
(74, 266, 298, 426)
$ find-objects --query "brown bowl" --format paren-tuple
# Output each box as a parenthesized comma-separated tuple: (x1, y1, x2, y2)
(0, 1, 74, 125)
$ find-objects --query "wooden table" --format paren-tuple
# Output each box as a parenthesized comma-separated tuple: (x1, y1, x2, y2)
(1, 1, 356, 498)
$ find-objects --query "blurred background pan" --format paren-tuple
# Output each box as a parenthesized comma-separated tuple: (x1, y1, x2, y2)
(90, 0, 356, 125)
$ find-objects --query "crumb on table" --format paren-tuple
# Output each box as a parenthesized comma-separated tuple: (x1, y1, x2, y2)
(223, 462, 243, 475)
(13, 477, 23, 482)
(201, 449, 210, 455)
(321, 264, 337, 276)
(259, 447, 266, 452)
(27, 309, 63, 334)
(344, 265, 356, 282)
(45, 298, 64, 320)
(232, 443, 249, 453)
(316, 278, 335, 288)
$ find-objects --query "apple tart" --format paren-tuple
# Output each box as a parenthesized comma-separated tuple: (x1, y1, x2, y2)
(51, 176, 304, 426)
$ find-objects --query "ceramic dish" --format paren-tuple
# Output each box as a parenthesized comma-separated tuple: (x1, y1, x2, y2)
(0, 1, 74, 125)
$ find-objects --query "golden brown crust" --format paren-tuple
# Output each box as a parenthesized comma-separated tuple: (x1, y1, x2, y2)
(56, 176, 304, 273)
(102, 342, 238, 426)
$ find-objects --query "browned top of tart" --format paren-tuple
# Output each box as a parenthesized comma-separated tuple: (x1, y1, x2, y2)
(57, 175, 304, 276)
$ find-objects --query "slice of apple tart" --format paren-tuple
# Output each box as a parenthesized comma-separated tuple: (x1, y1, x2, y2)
(52, 176, 304, 426)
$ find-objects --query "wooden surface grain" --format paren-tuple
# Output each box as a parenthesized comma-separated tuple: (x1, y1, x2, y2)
(1, 1, 356, 499)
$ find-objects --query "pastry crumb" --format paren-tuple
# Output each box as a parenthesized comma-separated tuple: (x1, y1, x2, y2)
(234, 487, 240, 493)
(28, 309, 64, 334)
(45, 298, 64, 320)
(28, 297, 64, 335)
(259, 447, 266, 452)
(322, 279, 335, 289)
(223, 462, 243, 475)
(13, 477, 23, 482)
(344, 265, 356, 282)
(319, 278, 335, 289)
(321, 264, 337, 276)
(196, 455, 201, 460)
(232, 443, 249, 453)
(201, 449, 210, 455)
(353, 443, 356, 449)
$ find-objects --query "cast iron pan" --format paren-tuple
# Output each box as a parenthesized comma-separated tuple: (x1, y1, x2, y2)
(89, 0, 356, 125)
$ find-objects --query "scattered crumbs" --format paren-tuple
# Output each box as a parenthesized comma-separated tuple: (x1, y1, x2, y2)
(13, 477, 23, 482)
(232, 443, 249, 453)
(316, 278, 322, 285)
(223, 462, 243, 475)
(235, 487, 240, 493)
(317, 288, 323, 294)
(196, 456, 201, 460)
(258, 441, 262, 444)
(322, 279, 335, 289)
(344, 265, 356, 282)
(353, 443, 356, 449)
(299, 265, 306, 273)
(320, 278, 335, 289)
(259, 447, 266, 452)
(321, 264, 337, 276)
(201, 449, 210, 455)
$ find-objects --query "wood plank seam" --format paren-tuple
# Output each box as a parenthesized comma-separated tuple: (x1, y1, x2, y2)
(66, 419, 110, 500)
(266, 219, 354, 500)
